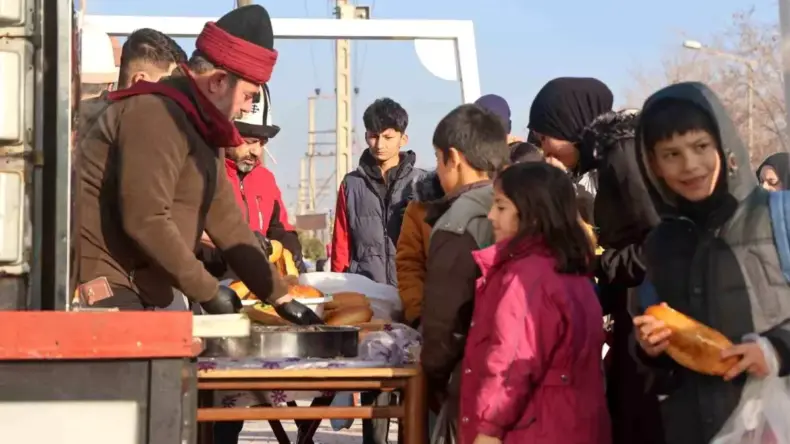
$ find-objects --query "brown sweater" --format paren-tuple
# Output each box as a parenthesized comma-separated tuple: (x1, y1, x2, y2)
(75, 76, 275, 307)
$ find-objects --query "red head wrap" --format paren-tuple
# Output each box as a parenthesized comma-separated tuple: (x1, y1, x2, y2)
(195, 22, 278, 85)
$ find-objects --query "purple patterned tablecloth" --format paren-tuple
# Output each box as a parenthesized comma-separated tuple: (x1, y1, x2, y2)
(202, 322, 422, 408)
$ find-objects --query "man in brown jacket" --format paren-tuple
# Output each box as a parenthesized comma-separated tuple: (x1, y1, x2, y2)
(75, 5, 320, 322)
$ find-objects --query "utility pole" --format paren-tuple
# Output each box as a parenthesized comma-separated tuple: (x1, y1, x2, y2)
(334, 0, 353, 192)
(308, 95, 317, 213)
(779, 0, 790, 141)
(298, 158, 308, 215)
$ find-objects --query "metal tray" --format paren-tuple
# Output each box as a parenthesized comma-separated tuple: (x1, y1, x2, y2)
(203, 325, 359, 359)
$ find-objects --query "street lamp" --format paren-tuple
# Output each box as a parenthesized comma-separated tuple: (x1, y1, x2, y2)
(682, 39, 758, 152)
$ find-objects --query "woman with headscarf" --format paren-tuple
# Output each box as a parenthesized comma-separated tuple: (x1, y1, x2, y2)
(528, 78, 665, 444)
(528, 77, 613, 196)
(757, 152, 790, 191)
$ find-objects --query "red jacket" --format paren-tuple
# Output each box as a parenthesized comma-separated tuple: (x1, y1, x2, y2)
(459, 239, 610, 444)
(224, 158, 293, 233)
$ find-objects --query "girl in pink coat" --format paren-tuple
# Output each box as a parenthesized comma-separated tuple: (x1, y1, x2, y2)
(459, 162, 611, 444)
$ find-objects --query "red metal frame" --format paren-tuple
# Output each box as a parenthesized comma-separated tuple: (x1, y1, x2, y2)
(0, 312, 194, 360)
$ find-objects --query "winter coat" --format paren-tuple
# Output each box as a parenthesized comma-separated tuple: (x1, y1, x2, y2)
(331, 149, 426, 286)
(579, 110, 659, 288)
(75, 74, 275, 307)
(635, 82, 790, 444)
(421, 181, 494, 404)
(196, 159, 304, 279)
(396, 172, 444, 324)
(580, 110, 664, 444)
(225, 158, 293, 234)
(459, 238, 610, 444)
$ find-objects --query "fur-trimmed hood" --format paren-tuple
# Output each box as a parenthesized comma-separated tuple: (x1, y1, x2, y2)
(413, 171, 445, 203)
(577, 109, 639, 175)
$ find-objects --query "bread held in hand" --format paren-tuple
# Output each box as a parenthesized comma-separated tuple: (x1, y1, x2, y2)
(644, 304, 739, 376)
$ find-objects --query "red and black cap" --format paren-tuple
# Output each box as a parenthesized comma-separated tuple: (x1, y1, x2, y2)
(195, 5, 279, 85)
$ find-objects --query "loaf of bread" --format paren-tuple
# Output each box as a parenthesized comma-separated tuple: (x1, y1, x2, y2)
(287, 284, 324, 298)
(645, 304, 739, 376)
(324, 306, 374, 326)
(324, 292, 369, 311)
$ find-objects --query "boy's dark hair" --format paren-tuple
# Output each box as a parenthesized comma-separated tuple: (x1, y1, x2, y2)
(509, 142, 544, 164)
(642, 98, 717, 151)
(363, 98, 408, 134)
(433, 104, 510, 174)
(496, 162, 593, 274)
(118, 28, 187, 87)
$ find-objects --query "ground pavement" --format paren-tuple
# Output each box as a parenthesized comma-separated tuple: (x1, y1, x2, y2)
(239, 420, 400, 443)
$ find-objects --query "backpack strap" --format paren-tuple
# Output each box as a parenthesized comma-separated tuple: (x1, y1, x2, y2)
(769, 191, 790, 281)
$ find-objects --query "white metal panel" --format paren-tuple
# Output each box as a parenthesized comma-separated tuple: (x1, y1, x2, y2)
(0, 401, 139, 444)
(0, 0, 23, 25)
(0, 171, 23, 264)
(0, 48, 22, 143)
(84, 15, 482, 102)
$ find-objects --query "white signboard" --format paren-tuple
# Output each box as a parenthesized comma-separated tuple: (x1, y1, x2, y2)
(0, 401, 139, 444)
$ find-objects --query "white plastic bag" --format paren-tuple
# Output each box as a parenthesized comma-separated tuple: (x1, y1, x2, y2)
(711, 337, 790, 444)
(298, 272, 402, 321)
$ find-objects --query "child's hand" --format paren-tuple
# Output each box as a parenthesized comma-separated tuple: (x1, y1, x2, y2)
(633, 314, 672, 357)
(721, 342, 770, 381)
(473, 434, 502, 444)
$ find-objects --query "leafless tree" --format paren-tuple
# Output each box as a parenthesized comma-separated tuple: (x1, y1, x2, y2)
(625, 7, 788, 165)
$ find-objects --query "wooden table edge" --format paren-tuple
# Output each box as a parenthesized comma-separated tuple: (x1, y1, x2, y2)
(197, 365, 421, 379)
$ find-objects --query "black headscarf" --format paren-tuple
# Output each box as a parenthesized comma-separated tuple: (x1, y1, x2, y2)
(757, 152, 790, 189)
(528, 77, 614, 144)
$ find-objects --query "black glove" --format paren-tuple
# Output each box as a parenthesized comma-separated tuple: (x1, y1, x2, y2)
(200, 285, 242, 314)
(254, 231, 273, 257)
(275, 300, 325, 325)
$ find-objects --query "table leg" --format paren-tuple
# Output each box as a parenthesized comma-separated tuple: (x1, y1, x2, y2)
(402, 369, 428, 444)
(197, 390, 215, 444)
(296, 396, 334, 444)
(268, 420, 291, 444)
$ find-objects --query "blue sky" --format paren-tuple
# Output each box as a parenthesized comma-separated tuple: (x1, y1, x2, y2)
(87, 0, 777, 216)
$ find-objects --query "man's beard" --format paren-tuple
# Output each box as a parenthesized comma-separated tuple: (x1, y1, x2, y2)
(237, 160, 255, 173)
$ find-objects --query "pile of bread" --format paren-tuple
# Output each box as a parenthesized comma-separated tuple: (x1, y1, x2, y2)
(237, 282, 376, 327)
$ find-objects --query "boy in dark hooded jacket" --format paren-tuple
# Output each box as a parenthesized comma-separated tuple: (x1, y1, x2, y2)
(634, 82, 790, 444)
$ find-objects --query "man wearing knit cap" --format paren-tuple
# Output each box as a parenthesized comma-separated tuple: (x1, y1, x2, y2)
(74, 5, 321, 324)
(474, 94, 522, 144)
